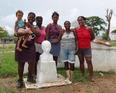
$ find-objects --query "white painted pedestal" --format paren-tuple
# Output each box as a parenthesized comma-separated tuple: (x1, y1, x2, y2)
(36, 61, 57, 84)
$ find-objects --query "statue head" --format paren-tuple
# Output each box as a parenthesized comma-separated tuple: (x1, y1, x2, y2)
(41, 40, 51, 53)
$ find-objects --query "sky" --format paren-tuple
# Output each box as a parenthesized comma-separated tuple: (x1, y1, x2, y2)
(0, 0, 116, 35)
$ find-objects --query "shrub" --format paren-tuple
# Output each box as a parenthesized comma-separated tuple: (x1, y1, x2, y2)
(111, 29, 116, 33)
(102, 33, 108, 40)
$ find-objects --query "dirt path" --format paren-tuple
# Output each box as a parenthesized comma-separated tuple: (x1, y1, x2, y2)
(0, 76, 116, 93)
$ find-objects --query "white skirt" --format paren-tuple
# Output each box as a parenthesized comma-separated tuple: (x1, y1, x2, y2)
(35, 43, 43, 53)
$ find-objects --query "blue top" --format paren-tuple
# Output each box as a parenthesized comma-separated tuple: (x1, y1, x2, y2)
(17, 19, 25, 28)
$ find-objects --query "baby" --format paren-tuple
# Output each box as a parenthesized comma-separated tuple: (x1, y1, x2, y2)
(15, 10, 33, 51)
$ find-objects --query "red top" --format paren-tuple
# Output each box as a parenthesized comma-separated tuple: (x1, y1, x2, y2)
(75, 26, 91, 48)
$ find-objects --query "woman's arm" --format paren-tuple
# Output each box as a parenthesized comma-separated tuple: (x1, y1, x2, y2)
(57, 25, 63, 42)
(61, 29, 65, 37)
(72, 28, 77, 50)
(46, 24, 50, 40)
(26, 22, 40, 37)
(89, 28, 95, 41)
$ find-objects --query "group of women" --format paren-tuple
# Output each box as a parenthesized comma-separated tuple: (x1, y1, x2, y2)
(14, 11, 95, 88)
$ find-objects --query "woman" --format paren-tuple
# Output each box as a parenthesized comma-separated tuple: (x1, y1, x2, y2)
(15, 12, 38, 88)
(35, 16, 46, 75)
(75, 16, 95, 81)
(46, 11, 62, 65)
(60, 21, 76, 83)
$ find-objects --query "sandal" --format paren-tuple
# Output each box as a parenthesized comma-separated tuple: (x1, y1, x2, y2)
(16, 80, 24, 88)
(27, 78, 36, 83)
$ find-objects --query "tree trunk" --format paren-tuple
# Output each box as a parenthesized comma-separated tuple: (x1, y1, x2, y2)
(106, 22, 111, 40)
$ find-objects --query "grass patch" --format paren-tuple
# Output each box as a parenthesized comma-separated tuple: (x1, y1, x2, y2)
(58, 68, 116, 83)
(0, 52, 17, 77)
(0, 87, 15, 93)
(110, 40, 116, 46)
(58, 68, 88, 82)
(0, 44, 15, 52)
(0, 45, 17, 77)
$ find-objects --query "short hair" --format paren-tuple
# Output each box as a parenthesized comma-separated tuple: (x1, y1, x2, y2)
(28, 12, 36, 18)
(36, 16, 43, 20)
(78, 16, 86, 21)
(64, 21, 70, 25)
(16, 10, 23, 16)
(52, 11, 59, 17)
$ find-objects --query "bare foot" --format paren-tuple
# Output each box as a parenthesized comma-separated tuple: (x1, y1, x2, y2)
(22, 44, 28, 48)
(88, 77, 95, 82)
(16, 47, 22, 52)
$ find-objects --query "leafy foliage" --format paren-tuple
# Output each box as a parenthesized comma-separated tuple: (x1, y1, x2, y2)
(111, 29, 116, 33)
(102, 32, 108, 40)
(0, 27, 8, 38)
(86, 16, 107, 36)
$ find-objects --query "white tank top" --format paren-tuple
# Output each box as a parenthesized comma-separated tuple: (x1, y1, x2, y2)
(61, 31, 75, 49)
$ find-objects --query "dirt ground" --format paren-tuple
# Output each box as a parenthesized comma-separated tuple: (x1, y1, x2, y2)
(0, 75, 116, 93)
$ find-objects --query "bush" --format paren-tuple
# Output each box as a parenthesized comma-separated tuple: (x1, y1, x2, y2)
(111, 29, 116, 33)
(102, 33, 107, 40)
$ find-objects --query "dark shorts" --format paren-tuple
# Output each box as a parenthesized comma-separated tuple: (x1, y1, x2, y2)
(77, 48, 92, 57)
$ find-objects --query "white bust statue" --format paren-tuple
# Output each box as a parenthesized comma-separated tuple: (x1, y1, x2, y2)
(36, 40, 57, 84)
(40, 40, 53, 62)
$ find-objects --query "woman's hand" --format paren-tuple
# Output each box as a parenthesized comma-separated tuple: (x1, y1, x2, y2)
(75, 49, 78, 55)
(14, 33, 18, 37)
(26, 22, 32, 28)
(51, 39, 59, 43)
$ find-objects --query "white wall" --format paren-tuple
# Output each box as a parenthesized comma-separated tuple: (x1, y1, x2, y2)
(24, 42, 116, 73)
(92, 43, 116, 72)
(110, 33, 116, 40)
(58, 43, 116, 72)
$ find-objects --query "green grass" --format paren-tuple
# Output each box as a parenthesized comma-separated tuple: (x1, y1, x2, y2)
(58, 68, 116, 83)
(58, 68, 89, 82)
(0, 44, 15, 51)
(0, 87, 15, 93)
(0, 44, 17, 77)
(110, 40, 116, 46)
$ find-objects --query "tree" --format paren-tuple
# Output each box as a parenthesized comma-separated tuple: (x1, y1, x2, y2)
(111, 29, 116, 33)
(105, 9, 113, 40)
(0, 26, 8, 48)
(0, 27, 8, 38)
(86, 16, 107, 36)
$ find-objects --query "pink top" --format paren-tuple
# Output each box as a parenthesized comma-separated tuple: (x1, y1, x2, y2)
(35, 26, 46, 44)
